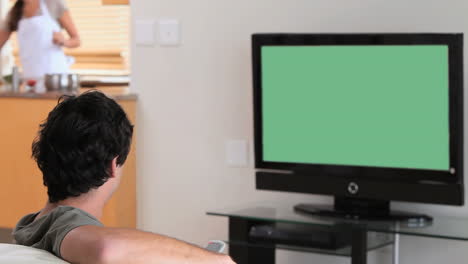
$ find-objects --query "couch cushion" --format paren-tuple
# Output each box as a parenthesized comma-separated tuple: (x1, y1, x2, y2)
(0, 243, 68, 264)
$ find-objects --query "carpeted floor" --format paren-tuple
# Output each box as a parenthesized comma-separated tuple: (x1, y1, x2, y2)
(0, 228, 13, 243)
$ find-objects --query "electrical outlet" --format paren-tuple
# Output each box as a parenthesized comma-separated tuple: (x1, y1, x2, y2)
(157, 19, 180, 46)
(226, 140, 249, 167)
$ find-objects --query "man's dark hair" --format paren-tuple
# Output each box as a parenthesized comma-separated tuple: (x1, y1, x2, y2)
(32, 91, 134, 203)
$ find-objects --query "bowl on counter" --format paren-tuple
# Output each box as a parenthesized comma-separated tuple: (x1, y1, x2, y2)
(44, 73, 80, 92)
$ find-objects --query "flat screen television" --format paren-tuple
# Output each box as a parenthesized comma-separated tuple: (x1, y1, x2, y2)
(253, 33, 464, 220)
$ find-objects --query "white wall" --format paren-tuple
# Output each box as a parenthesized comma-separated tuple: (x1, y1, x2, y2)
(131, 1, 468, 263)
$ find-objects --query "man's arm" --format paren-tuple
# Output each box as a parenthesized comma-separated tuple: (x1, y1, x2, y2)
(60, 225, 235, 264)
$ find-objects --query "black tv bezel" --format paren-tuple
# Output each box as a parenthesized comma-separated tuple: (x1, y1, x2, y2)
(253, 33, 464, 205)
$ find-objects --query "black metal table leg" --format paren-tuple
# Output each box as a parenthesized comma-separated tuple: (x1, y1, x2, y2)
(229, 217, 275, 264)
(351, 227, 367, 264)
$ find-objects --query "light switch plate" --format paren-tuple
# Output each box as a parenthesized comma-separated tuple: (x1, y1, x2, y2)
(157, 19, 180, 46)
(135, 19, 156, 46)
(226, 140, 248, 167)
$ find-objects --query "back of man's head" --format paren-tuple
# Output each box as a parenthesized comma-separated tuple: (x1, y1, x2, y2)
(32, 91, 134, 203)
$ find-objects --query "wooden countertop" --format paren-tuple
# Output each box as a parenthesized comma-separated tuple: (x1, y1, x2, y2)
(0, 86, 137, 101)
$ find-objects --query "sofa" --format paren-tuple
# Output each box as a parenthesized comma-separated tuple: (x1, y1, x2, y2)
(0, 243, 67, 264)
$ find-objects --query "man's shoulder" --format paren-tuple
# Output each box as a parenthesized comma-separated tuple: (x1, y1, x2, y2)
(13, 206, 103, 259)
(14, 211, 40, 231)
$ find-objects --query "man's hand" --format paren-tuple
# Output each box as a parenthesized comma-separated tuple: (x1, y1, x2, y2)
(218, 255, 236, 264)
(52, 32, 66, 46)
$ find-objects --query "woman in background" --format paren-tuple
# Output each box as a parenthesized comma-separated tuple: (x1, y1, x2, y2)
(0, 0, 80, 87)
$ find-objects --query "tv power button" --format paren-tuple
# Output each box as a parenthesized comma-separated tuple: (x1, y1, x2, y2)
(348, 182, 359, 195)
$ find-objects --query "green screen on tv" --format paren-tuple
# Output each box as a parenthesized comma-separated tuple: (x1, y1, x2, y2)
(261, 45, 450, 171)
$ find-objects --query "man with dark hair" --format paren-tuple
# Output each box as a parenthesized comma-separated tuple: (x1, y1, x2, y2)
(13, 91, 234, 264)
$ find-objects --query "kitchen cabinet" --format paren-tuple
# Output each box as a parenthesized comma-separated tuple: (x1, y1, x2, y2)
(0, 88, 137, 229)
(102, 0, 129, 5)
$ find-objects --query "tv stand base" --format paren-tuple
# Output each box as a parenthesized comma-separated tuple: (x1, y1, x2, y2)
(294, 203, 433, 222)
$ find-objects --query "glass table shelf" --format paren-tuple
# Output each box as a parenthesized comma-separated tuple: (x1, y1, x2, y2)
(207, 202, 468, 264)
(207, 202, 468, 241)
(225, 231, 394, 257)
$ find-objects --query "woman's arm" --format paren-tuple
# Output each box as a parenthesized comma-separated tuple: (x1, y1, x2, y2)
(0, 29, 12, 50)
(54, 10, 80, 48)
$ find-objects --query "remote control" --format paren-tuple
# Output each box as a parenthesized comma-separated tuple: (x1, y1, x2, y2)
(205, 240, 226, 253)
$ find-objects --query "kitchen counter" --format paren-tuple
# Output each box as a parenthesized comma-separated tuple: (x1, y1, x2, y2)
(0, 86, 137, 101)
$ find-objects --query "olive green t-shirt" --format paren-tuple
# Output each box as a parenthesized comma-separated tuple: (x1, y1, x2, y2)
(12, 206, 103, 259)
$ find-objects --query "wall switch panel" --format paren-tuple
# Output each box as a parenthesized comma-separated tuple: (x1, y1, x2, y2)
(135, 19, 156, 46)
(157, 19, 180, 46)
(226, 140, 248, 167)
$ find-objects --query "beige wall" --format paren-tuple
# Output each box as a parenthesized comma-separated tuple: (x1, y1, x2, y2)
(131, 1, 468, 263)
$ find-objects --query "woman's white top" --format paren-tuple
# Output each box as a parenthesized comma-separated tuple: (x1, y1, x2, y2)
(16, 0, 70, 80)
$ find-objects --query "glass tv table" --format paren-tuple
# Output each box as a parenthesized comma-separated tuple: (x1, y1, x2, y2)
(207, 202, 468, 264)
